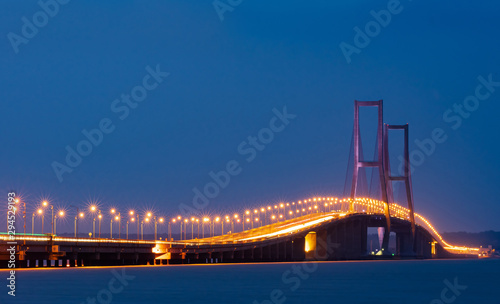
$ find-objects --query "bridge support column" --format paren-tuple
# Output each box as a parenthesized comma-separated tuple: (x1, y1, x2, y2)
(292, 237, 305, 261)
(351, 100, 391, 252)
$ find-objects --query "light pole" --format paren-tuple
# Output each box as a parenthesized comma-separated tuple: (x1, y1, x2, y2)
(214, 217, 220, 236)
(98, 212, 102, 238)
(196, 219, 200, 238)
(50, 205, 54, 234)
(90, 205, 98, 238)
(225, 218, 230, 234)
(169, 219, 174, 241)
(175, 216, 182, 240)
(69, 205, 79, 237)
(232, 214, 238, 233)
(129, 210, 135, 239)
(184, 219, 188, 239)
(180, 220, 183, 240)
(37, 208, 44, 234)
(142, 217, 150, 240)
(16, 199, 26, 235)
(136, 213, 140, 240)
(158, 217, 164, 240)
(224, 216, 230, 234)
(114, 215, 119, 238)
(31, 212, 35, 235)
(202, 217, 209, 238)
(110, 218, 113, 238)
(110, 208, 119, 239)
(191, 217, 195, 239)
(41, 200, 52, 234)
(54, 211, 64, 235)
(117, 213, 121, 239)
(154, 216, 158, 240)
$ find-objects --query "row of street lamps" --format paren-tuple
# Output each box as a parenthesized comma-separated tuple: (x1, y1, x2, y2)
(13, 197, 343, 240)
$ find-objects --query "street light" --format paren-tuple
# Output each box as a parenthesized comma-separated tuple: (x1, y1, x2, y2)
(89, 205, 98, 238)
(202, 217, 209, 238)
(176, 216, 182, 240)
(127, 217, 135, 239)
(31, 212, 36, 235)
(128, 210, 134, 239)
(110, 209, 121, 239)
(225, 217, 230, 234)
(184, 218, 188, 239)
(158, 217, 164, 240)
(14, 198, 27, 235)
(98, 212, 102, 238)
(169, 218, 175, 241)
(191, 217, 196, 239)
(75, 212, 84, 237)
(37, 208, 44, 233)
(232, 214, 238, 233)
(151, 215, 162, 240)
(54, 210, 64, 235)
(195, 218, 200, 238)
(141, 217, 150, 240)
(111, 215, 119, 238)
(41, 200, 54, 235)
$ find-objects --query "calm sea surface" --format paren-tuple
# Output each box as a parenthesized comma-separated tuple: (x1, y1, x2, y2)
(1, 259, 499, 304)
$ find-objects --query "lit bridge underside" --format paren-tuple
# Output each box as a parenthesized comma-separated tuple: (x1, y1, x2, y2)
(0, 197, 480, 267)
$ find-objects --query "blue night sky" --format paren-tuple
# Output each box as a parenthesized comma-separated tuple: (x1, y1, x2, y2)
(1, 0, 499, 233)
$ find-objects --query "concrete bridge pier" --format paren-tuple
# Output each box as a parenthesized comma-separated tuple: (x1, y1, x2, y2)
(395, 231, 415, 257)
(291, 237, 305, 261)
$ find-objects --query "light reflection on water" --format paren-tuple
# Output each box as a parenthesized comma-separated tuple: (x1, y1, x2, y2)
(2, 259, 499, 304)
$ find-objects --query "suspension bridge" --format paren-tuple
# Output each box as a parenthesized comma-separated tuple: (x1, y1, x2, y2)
(0, 100, 485, 268)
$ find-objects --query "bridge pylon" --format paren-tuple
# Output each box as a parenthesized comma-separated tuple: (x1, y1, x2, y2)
(383, 123, 416, 252)
(350, 100, 391, 251)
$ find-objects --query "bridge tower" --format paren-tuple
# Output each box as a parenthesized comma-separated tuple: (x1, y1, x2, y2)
(350, 100, 391, 251)
(383, 124, 416, 252)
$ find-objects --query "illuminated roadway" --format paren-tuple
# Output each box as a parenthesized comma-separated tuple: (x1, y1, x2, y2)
(1, 196, 480, 266)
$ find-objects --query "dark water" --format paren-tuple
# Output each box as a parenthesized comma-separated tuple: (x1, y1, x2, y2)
(1, 259, 499, 304)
